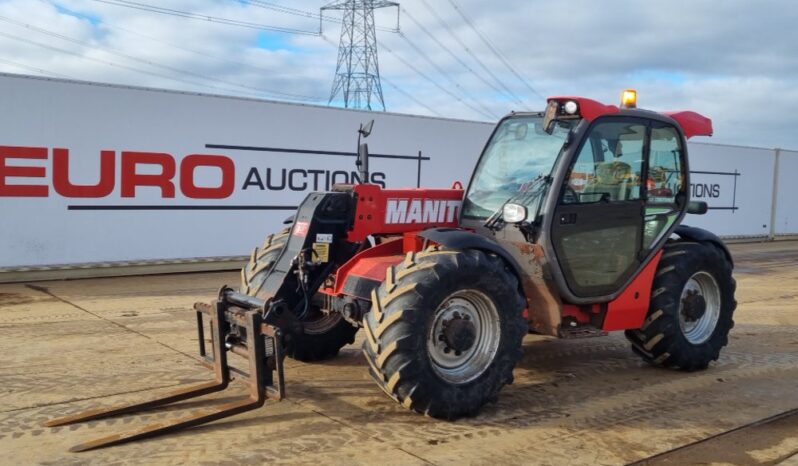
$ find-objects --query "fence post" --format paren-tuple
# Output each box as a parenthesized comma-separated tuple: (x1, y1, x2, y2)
(769, 148, 781, 240)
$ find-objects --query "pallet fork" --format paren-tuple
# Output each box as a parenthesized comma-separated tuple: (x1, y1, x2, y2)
(46, 189, 357, 452)
(44, 287, 286, 452)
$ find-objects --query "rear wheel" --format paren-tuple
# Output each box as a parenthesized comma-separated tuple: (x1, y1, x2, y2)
(241, 228, 357, 361)
(363, 247, 527, 419)
(625, 241, 736, 370)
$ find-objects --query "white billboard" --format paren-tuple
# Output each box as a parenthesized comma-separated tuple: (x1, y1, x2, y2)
(774, 149, 798, 236)
(0, 73, 788, 270)
(0, 74, 492, 268)
(684, 143, 776, 238)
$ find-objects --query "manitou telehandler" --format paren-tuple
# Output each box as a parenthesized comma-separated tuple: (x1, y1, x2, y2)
(47, 90, 736, 451)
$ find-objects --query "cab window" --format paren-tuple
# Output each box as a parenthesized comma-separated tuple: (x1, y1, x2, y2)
(562, 121, 646, 204)
(644, 125, 685, 248)
(647, 126, 684, 204)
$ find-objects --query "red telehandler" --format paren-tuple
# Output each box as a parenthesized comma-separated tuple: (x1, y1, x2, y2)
(47, 91, 736, 452)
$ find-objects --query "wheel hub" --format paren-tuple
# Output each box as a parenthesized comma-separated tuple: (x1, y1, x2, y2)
(678, 271, 722, 345)
(681, 290, 707, 322)
(440, 313, 477, 354)
(427, 291, 501, 384)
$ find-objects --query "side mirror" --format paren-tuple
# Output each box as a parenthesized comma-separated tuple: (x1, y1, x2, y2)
(542, 101, 558, 134)
(359, 120, 374, 138)
(355, 120, 374, 184)
(503, 203, 528, 224)
(687, 201, 708, 215)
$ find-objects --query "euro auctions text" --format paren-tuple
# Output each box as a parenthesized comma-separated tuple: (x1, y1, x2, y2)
(0, 146, 387, 199)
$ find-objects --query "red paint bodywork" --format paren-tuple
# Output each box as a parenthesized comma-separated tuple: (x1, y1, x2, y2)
(601, 250, 664, 331)
(562, 303, 602, 325)
(321, 184, 465, 298)
(664, 111, 714, 139)
(327, 238, 405, 296)
(347, 183, 464, 242)
(547, 96, 620, 121)
(548, 97, 713, 140)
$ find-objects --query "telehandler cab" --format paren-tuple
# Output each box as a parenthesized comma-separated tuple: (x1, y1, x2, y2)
(47, 91, 736, 452)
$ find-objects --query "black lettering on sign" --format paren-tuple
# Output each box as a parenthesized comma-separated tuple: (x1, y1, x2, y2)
(289, 169, 308, 191)
(371, 172, 386, 188)
(690, 183, 721, 199)
(242, 167, 389, 191)
(307, 169, 325, 190)
(207, 143, 428, 194)
(242, 168, 264, 190)
(266, 168, 286, 190)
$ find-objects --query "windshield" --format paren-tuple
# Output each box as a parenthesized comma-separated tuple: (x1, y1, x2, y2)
(462, 115, 574, 219)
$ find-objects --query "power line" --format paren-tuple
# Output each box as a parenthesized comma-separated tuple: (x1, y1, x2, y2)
(397, 31, 497, 119)
(240, 0, 315, 18)
(418, 0, 525, 107)
(90, 0, 321, 35)
(447, 0, 544, 102)
(400, 7, 510, 118)
(33, 0, 505, 117)
(0, 30, 268, 98)
(0, 15, 322, 102)
(401, 7, 506, 101)
(322, 0, 397, 111)
(240, 0, 397, 33)
(378, 38, 496, 119)
(103, 23, 323, 101)
(0, 57, 75, 79)
(381, 76, 442, 117)
(320, 35, 440, 116)
(41, 0, 323, 101)
(318, 2, 495, 120)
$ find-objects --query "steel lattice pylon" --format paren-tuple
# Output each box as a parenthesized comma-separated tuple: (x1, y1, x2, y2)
(322, 0, 399, 111)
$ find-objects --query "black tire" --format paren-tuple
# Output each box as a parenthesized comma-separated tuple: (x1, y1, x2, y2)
(241, 228, 357, 362)
(625, 241, 736, 371)
(363, 246, 527, 419)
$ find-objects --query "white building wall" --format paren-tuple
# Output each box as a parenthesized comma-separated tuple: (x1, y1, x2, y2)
(774, 149, 798, 236)
(684, 143, 776, 238)
(0, 74, 492, 268)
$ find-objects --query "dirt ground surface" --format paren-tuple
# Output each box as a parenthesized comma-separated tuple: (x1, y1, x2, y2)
(1, 240, 798, 465)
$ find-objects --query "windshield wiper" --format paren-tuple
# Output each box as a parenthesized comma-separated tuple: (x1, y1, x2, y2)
(483, 199, 510, 230)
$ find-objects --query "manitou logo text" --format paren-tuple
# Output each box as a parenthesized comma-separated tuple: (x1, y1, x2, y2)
(385, 198, 462, 224)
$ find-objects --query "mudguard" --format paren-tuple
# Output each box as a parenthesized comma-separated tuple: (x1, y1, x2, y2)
(418, 228, 526, 279)
(674, 225, 734, 267)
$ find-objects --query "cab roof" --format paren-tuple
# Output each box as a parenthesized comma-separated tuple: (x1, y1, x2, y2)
(547, 96, 713, 139)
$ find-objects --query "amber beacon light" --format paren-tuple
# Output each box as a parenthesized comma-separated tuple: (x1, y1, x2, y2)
(621, 89, 638, 109)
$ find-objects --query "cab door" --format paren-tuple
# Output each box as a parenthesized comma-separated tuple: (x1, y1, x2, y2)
(550, 118, 648, 298)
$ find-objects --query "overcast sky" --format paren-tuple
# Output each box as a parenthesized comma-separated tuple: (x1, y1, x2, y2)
(0, 0, 794, 149)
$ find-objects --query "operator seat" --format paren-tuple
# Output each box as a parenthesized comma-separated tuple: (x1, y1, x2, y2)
(583, 161, 632, 201)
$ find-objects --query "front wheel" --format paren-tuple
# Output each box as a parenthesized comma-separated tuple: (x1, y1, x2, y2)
(626, 241, 736, 370)
(363, 247, 527, 419)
